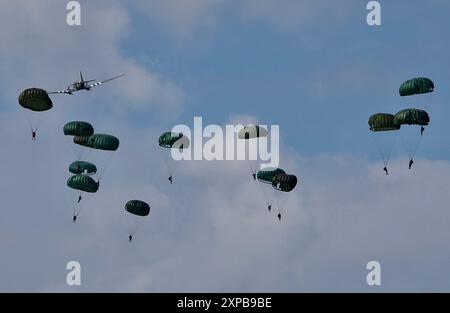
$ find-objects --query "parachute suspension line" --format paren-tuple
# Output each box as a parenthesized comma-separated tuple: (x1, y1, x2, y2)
(372, 135, 388, 167)
(70, 143, 86, 161)
(372, 132, 398, 167)
(255, 178, 272, 210)
(159, 148, 182, 179)
(96, 152, 115, 182)
(127, 216, 144, 237)
(385, 133, 399, 166)
(274, 191, 292, 217)
(400, 131, 423, 161)
(410, 132, 424, 160)
(71, 190, 86, 218)
(20, 107, 39, 137)
(159, 148, 174, 177)
(247, 159, 258, 179)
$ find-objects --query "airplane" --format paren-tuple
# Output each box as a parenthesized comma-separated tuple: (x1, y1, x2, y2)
(48, 72, 124, 95)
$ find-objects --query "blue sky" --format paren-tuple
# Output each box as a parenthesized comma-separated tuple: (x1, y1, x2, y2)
(118, 0, 450, 159)
(1, 0, 450, 292)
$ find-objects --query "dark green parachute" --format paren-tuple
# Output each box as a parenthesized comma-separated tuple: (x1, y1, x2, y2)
(272, 174, 297, 192)
(87, 134, 120, 151)
(368, 113, 401, 132)
(73, 136, 91, 148)
(67, 175, 99, 193)
(238, 125, 268, 139)
(394, 109, 430, 126)
(159, 132, 190, 149)
(64, 121, 94, 137)
(125, 200, 150, 217)
(257, 167, 286, 184)
(399, 77, 434, 96)
(18, 88, 53, 112)
(69, 161, 97, 175)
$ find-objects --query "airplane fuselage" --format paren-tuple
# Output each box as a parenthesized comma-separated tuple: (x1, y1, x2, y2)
(70, 82, 91, 92)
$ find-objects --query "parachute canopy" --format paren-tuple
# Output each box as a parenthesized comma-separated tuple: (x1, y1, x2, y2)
(69, 161, 97, 175)
(87, 134, 120, 151)
(73, 136, 91, 148)
(394, 108, 430, 126)
(368, 113, 401, 132)
(257, 167, 286, 184)
(67, 175, 99, 193)
(238, 125, 268, 140)
(126, 200, 150, 217)
(272, 174, 297, 192)
(159, 132, 190, 149)
(18, 88, 53, 112)
(399, 77, 434, 97)
(64, 121, 94, 137)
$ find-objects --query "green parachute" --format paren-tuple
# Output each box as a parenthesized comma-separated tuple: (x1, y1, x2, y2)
(399, 77, 434, 97)
(272, 174, 298, 192)
(18, 88, 53, 139)
(126, 200, 150, 217)
(87, 134, 120, 151)
(73, 135, 91, 148)
(238, 125, 269, 180)
(238, 125, 268, 139)
(67, 175, 99, 193)
(394, 108, 430, 169)
(368, 113, 401, 132)
(18, 88, 53, 112)
(368, 113, 402, 174)
(125, 200, 150, 242)
(63, 121, 94, 137)
(69, 161, 97, 176)
(72, 133, 120, 151)
(159, 132, 190, 184)
(394, 108, 430, 126)
(159, 132, 189, 149)
(257, 167, 286, 184)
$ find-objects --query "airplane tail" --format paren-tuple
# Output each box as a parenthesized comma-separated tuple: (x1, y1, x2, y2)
(80, 71, 84, 82)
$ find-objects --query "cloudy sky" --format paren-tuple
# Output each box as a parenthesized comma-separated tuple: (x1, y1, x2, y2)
(1, 0, 450, 292)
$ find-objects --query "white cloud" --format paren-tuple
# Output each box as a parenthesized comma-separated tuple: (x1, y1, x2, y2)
(3, 100, 450, 292)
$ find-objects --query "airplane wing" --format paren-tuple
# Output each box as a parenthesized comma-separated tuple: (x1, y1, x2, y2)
(88, 74, 124, 88)
(47, 89, 73, 95)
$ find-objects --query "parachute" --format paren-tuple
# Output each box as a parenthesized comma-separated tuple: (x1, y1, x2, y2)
(126, 200, 150, 217)
(69, 161, 97, 176)
(394, 109, 430, 126)
(67, 175, 99, 193)
(394, 109, 430, 168)
(87, 134, 120, 151)
(63, 121, 94, 137)
(368, 113, 401, 132)
(18, 88, 54, 139)
(159, 132, 190, 183)
(238, 125, 269, 180)
(125, 200, 150, 242)
(73, 135, 91, 148)
(159, 132, 190, 149)
(272, 174, 298, 192)
(368, 113, 401, 173)
(18, 88, 53, 112)
(256, 167, 286, 215)
(399, 77, 434, 97)
(267, 173, 298, 221)
(257, 167, 286, 184)
(238, 125, 268, 140)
